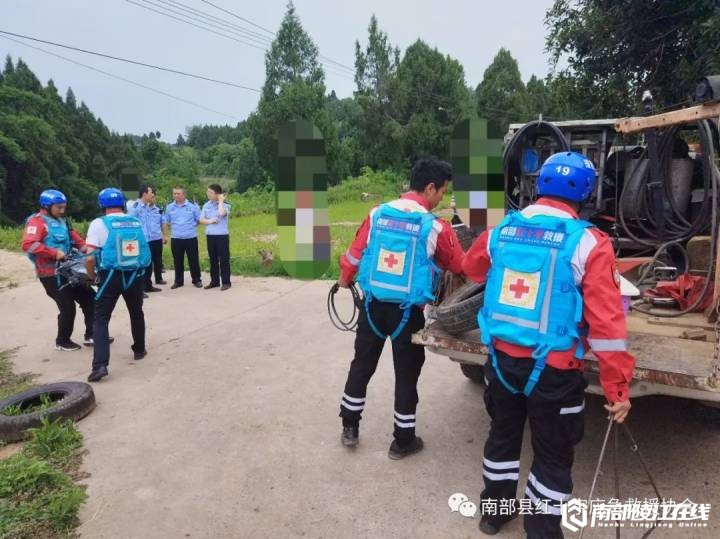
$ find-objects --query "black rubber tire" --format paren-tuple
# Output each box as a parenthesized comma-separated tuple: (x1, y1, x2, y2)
(453, 224, 477, 252)
(460, 363, 486, 385)
(0, 382, 96, 442)
(692, 401, 720, 426)
(435, 281, 485, 336)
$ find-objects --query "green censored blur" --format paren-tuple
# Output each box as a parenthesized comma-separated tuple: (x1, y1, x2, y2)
(449, 118, 505, 232)
(275, 119, 331, 279)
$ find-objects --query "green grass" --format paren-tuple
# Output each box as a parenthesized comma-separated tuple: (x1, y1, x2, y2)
(0, 449, 87, 539)
(0, 352, 87, 539)
(2, 394, 55, 417)
(0, 350, 35, 400)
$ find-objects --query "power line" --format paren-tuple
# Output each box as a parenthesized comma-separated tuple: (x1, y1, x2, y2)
(0, 30, 260, 92)
(140, 0, 271, 50)
(196, 0, 356, 74)
(0, 34, 242, 120)
(199, 0, 275, 36)
(127, 0, 355, 80)
(127, 0, 267, 52)
(164, 0, 273, 44)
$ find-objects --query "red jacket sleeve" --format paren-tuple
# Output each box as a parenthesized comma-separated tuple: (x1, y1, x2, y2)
(462, 229, 492, 284)
(70, 229, 86, 250)
(582, 232, 636, 402)
(339, 215, 370, 283)
(21, 215, 56, 259)
(434, 220, 465, 275)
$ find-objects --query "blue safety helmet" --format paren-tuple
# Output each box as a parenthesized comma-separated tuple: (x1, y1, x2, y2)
(98, 187, 126, 208)
(536, 151, 597, 202)
(39, 189, 67, 209)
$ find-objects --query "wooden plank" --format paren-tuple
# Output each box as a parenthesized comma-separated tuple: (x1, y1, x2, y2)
(615, 102, 720, 134)
(414, 324, 717, 390)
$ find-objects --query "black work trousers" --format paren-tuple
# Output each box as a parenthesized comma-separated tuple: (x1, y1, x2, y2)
(144, 239, 163, 289)
(481, 349, 587, 539)
(170, 237, 201, 285)
(339, 301, 426, 447)
(92, 270, 145, 370)
(40, 276, 95, 345)
(206, 234, 231, 286)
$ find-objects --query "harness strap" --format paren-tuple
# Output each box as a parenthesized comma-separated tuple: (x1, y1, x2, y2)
(488, 343, 521, 396)
(95, 268, 115, 301)
(364, 296, 386, 340)
(488, 341, 550, 397)
(389, 304, 411, 341)
(364, 296, 413, 341)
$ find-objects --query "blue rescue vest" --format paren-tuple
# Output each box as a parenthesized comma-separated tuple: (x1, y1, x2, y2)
(26, 213, 71, 263)
(478, 211, 592, 396)
(357, 202, 440, 340)
(95, 215, 151, 300)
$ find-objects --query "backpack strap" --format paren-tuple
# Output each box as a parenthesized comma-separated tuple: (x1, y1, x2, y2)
(363, 296, 412, 341)
(95, 268, 115, 301)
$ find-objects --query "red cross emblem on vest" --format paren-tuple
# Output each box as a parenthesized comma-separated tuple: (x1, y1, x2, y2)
(384, 253, 399, 269)
(508, 278, 530, 299)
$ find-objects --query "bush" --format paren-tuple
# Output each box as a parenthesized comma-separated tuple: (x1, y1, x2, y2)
(327, 167, 405, 204)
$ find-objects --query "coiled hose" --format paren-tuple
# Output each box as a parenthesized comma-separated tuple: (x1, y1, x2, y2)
(503, 120, 571, 210)
(328, 282, 362, 332)
(630, 119, 720, 317)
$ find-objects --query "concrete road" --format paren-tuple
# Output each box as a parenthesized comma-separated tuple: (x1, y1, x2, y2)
(1, 257, 719, 538)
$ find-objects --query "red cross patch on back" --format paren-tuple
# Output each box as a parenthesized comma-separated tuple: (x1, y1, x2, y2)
(498, 269, 540, 310)
(376, 248, 405, 276)
(121, 240, 140, 257)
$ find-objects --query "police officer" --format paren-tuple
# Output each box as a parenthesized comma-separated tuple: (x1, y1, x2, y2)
(85, 188, 149, 382)
(336, 158, 465, 459)
(129, 185, 166, 292)
(21, 189, 96, 351)
(200, 184, 231, 290)
(162, 186, 202, 289)
(462, 152, 635, 537)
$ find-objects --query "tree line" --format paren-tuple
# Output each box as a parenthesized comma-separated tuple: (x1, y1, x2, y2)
(1, 0, 718, 224)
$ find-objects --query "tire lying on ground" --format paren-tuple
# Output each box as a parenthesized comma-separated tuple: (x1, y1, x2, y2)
(0, 382, 96, 442)
(435, 281, 485, 336)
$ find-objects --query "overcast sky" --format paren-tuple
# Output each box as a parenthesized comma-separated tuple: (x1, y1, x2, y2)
(3, 0, 555, 141)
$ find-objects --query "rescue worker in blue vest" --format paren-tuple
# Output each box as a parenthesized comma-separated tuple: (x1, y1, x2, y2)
(85, 188, 151, 382)
(21, 189, 97, 351)
(336, 158, 465, 459)
(129, 185, 166, 293)
(463, 152, 635, 537)
(162, 186, 202, 289)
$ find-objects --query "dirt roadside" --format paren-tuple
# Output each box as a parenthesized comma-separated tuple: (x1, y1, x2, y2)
(0, 249, 719, 538)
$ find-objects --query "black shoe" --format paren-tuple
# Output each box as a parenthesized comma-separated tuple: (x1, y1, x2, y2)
(87, 367, 108, 382)
(83, 336, 115, 346)
(171, 283, 183, 289)
(55, 340, 81, 352)
(220, 284, 231, 291)
(204, 283, 219, 290)
(156, 279, 167, 285)
(388, 437, 424, 460)
(146, 287, 162, 292)
(134, 350, 147, 361)
(193, 281, 203, 288)
(341, 426, 359, 447)
(479, 511, 518, 535)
